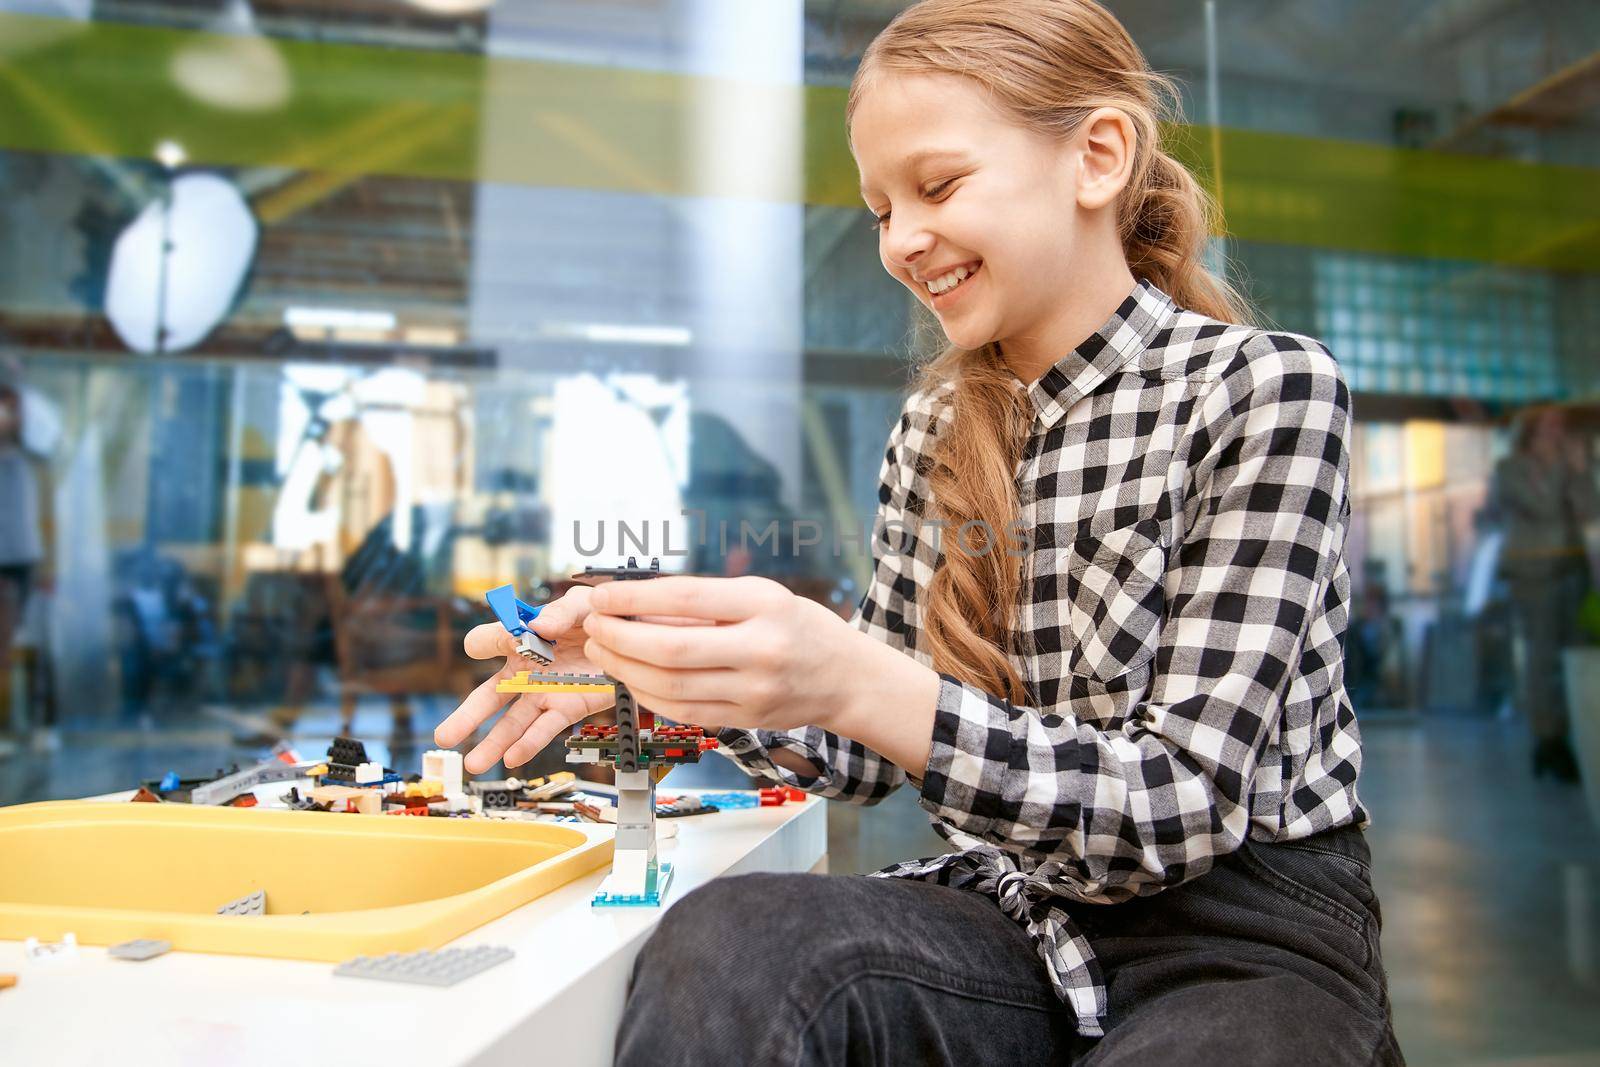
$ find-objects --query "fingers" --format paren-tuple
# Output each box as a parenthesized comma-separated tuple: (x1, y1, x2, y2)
(528, 585, 592, 638)
(589, 576, 765, 623)
(465, 694, 545, 774)
(612, 690, 742, 729)
(583, 638, 742, 704)
(435, 666, 524, 748)
(501, 698, 595, 768)
(464, 622, 518, 661)
(467, 588, 594, 661)
(582, 613, 746, 669)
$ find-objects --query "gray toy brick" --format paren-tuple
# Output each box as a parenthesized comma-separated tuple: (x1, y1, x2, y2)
(109, 938, 172, 961)
(333, 945, 514, 987)
(216, 890, 267, 916)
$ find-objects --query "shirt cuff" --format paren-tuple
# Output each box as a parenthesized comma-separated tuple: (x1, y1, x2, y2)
(712, 727, 826, 790)
(917, 675, 1010, 836)
(715, 726, 762, 755)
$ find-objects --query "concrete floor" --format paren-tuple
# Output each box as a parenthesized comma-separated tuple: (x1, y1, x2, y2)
(2, 705, 1596, 1065)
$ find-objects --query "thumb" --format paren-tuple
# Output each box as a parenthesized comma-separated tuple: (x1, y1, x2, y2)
(529, 586, 592, 638)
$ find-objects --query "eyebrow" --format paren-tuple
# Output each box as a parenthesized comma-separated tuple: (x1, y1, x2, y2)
(859, 149, 973, 199)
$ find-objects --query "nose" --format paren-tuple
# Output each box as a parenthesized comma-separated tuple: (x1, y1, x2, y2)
(881, 217, 933, 275)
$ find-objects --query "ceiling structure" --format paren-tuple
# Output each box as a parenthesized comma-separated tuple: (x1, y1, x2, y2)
(0, 0, 1595, 378)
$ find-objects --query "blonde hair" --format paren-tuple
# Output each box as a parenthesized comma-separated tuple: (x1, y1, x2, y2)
(846, 0, 1249, 702)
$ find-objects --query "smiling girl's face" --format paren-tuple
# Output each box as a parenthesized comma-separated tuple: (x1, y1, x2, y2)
(852, 71, 1132, 371)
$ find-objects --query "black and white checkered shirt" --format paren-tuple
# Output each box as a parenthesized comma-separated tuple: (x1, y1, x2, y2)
(715, 279, 1366, 1036)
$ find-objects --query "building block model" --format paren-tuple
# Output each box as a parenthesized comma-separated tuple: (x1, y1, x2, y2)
(491, 557, 718, 908)
(485, 584, 555, 665)
(333, 945, 514, 987)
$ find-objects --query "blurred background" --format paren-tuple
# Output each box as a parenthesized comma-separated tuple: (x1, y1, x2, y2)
(1, 1, 1599, 1061)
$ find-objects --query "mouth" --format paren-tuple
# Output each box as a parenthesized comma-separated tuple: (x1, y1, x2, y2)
(924, 260, 981, 309)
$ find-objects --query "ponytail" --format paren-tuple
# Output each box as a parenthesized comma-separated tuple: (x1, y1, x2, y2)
(1123, 150, 1245, 323)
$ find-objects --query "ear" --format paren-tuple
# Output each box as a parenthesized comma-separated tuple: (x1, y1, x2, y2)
(1074, 107, 1136, 211)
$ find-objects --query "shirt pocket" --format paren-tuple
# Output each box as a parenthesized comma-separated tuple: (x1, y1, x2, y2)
(1062, 517, 1166, 683)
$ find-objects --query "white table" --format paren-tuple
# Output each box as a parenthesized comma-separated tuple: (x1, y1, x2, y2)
(0, 789, 827, 1066)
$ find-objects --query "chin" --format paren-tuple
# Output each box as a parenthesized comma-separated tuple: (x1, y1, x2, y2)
(940, 320, 996, 352)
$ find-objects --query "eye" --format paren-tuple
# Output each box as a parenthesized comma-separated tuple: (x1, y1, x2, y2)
(868, 180, 958, 232)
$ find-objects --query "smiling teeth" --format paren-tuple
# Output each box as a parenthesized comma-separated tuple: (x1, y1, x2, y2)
(927, 264, 975, 294)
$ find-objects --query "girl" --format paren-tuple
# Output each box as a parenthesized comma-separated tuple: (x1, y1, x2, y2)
(437, 1, 1400, 1062)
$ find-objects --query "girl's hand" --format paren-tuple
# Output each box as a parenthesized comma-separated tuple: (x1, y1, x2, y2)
(580, 575, 858, 733)
(434, 586, 613, 773)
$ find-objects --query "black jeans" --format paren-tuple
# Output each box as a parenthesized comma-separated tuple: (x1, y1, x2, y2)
(616, 825, 1402, 1066)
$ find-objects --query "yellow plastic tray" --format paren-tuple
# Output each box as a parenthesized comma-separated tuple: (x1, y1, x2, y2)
(0, 800, 613, 961)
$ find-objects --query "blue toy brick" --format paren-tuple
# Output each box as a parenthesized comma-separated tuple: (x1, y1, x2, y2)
(592, 863, 674, 908)
(698, 792, 760, 809)
(158, 771, 181, 793)
(333, 945, 514, 987)
(485, 585, 541, 636)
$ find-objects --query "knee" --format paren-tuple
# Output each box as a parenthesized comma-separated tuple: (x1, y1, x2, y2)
(619, 875, 823, 1066)
(633, 873, 812, 988)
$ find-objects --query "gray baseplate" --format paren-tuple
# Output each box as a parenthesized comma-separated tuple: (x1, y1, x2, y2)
(216, 890, 266, 916)
(109, 938, 172, 961)
(333, 945, 515, 987)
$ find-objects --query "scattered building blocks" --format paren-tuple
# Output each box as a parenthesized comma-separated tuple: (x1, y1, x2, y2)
(309, 784, 381, 814)
(23, 933, 78, 964)
(109, 939, 172, 961)
(421, 749, 465, 797)
(522, 772, 577, 802)
(333, 945, 514, 987)
(217, 890, 266, 917)
(189, 752, 324, 805)
(698, 791, 761, 809)
(322, 737, 371, 783)
(471, 780, 522, 810)
(572, 800, 617, 824)
(280, 786, 326, 811)
(656, 795, 719, 818)
(139, 770, 226, 801)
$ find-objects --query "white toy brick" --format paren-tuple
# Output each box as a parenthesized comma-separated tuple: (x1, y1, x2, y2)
(421, 749, 464, 796)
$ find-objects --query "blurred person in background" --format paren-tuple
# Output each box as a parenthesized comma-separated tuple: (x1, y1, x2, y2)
(1494, 405, 1598, 782)
(0, 357, 46, 730)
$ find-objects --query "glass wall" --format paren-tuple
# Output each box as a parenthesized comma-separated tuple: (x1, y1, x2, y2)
(2, 3, 1599, 1059)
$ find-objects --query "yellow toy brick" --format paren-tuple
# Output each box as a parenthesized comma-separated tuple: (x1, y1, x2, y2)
(496, 671, 615, 694)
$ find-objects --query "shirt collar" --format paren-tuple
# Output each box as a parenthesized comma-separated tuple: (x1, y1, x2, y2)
(1021, 279, 1175, 430)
